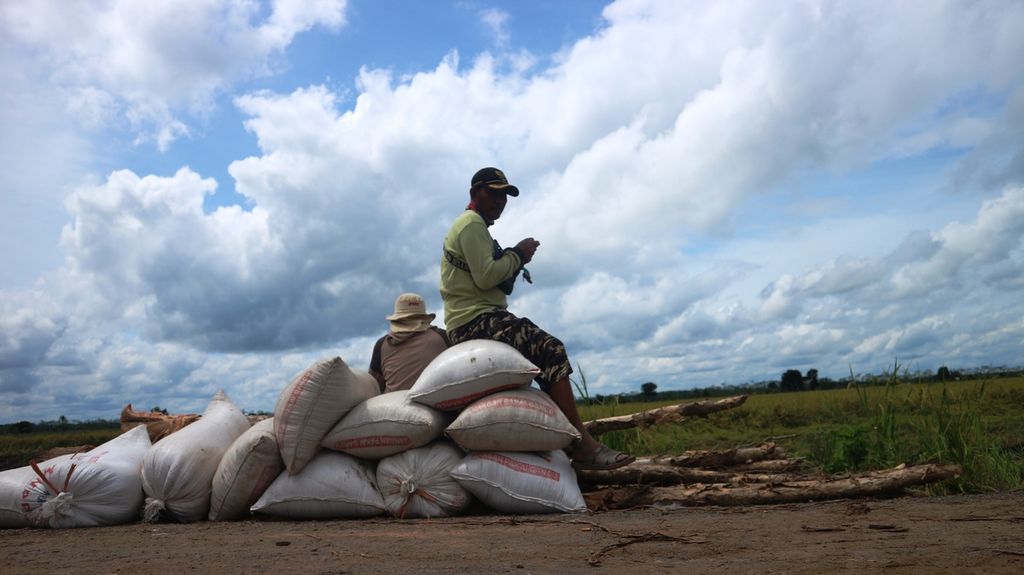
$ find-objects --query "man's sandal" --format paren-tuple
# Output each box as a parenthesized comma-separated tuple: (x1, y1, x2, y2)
(570, 444, 636, 471)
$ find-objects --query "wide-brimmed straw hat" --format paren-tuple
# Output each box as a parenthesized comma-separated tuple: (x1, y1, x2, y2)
(386, 293, 436, 322)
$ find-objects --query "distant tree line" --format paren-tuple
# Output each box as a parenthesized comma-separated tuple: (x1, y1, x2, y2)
(0, 417, 120, 434)
(579, 364, 1024, 405)
(0, 408, 272, 434)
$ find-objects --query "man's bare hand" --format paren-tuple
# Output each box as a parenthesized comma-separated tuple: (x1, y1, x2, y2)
(515, 237, 540, 263)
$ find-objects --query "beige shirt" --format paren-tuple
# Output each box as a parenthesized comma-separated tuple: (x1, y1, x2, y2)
(368, 327, 449, 393)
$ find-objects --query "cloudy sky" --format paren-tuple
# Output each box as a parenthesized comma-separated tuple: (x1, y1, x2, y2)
(1, 0, 1022, 423)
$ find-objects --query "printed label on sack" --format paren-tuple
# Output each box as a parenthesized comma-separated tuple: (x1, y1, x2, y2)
(279, 367, 315, 429)
(332, 435, 413, 450)
(477, 452, 560, 482)
(434, 384, 524, 410)
(465, 395, 555, 417)
(18, 454, 110, 512)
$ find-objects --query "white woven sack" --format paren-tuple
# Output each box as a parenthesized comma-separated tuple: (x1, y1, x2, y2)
(450, 450, 586, 514)
(446, 388, 580, 452)
(376, 441, 472, 518)
(321, 390, 448, 459)
(0, 453, 75, 529)
(274, 357, 379, 475)
(142, 390, 250, 523)
(209, 418, 283, 521)
(19, 425, 151, 528)
(408, 340, 540, 411)
(250, 450, 385, 519)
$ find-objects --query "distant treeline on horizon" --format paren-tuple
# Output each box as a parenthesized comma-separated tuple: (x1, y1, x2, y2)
(582, 363, 1024, 406)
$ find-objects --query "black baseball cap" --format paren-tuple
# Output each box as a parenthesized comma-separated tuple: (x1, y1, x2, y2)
(471, 167, 519, 197)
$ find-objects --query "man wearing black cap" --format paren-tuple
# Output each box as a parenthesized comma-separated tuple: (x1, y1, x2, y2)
(439, 167, 635, 471)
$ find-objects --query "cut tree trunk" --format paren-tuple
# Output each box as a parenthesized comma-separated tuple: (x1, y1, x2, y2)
(583, 463, 962, 510)
(584, 395, 748, 436)
(576, 463, 804, 486)
(119, 404, 200, 443)
(729, 459, 807, 473)
(649, 442, 787, 469)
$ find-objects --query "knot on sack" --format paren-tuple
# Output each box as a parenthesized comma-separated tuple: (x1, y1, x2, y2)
(400, 479, 417, 495)
(143, 498, 167, 523)
(29, 492, 75, 527)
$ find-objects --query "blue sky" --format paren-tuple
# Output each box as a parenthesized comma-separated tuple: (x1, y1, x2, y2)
(1, 0, 1022, 423)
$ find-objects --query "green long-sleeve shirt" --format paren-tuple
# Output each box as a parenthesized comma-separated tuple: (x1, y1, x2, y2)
(440, 210, 522, 331)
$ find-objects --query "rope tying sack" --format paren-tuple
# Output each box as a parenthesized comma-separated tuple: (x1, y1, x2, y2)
(26, 460, 79, 527)
(29, 459, 78, 494)
(401, 479, 417, 495)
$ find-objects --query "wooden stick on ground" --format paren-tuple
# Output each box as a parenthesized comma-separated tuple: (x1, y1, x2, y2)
(583, 395, 748, 436)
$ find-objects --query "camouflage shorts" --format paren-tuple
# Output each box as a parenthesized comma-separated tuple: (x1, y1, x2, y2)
(448, 311, 572, 391)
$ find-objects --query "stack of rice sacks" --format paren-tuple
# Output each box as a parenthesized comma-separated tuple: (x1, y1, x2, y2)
(1, 343, 588, 528)
(244, 357, 383, 520)
(319, 379, 462, 518)
(407, 340, 587, 515)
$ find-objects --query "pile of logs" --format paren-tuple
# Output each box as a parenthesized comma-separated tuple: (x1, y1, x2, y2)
(579, 395, 962, 510)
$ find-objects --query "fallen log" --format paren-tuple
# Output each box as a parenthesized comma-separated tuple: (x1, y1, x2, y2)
(583, 463, 962, 510)
(119, 404, 199, 443)
(650, 442, 787, 469)
(576, 463, 802, 486)
(729, 458, 807, 473)
(583, 395, 748, 436)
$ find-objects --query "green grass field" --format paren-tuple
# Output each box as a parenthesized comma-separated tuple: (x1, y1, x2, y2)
(582, 376, 1024, 494)
(0, 428, 122, 472)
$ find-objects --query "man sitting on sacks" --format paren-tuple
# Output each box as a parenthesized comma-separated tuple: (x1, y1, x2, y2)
(439, 166, 636, 471)
(369, 293, 451, 393)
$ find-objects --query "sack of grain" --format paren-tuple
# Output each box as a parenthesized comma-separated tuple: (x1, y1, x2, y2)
(376, 441, 471, 518)
(408, 340, 539, 411)
(208, 418, 283, 521)
(274, 357, 379, 475)
(250, 450, 385, 519)
(19, 425, 151, 528)
(446, 388, 580, 452)
(1, 453, 77, 529)
(142, 391, 250, 523)
(0, 428, 149, 531)
(321, 390, 448, 459)
(450, 450, 586, 514)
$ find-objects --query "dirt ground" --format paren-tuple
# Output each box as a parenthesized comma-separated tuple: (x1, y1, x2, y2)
(3, 491, 1022, 574)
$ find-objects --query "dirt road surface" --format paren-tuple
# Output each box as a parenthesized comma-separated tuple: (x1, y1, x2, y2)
(3, 492, 1022, 574)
